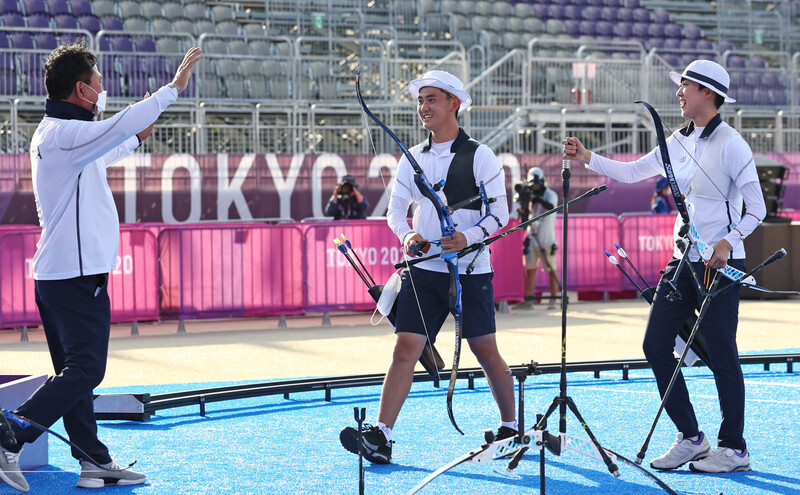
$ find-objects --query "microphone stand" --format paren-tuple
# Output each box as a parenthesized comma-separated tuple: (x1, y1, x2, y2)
(532, 157, 620, 493)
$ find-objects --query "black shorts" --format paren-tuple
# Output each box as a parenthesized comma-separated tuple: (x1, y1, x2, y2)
(394, 267, 495, 342)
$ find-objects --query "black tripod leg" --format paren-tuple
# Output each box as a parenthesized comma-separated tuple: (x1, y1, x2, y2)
(565, 397, 620, 476)
(636, 273, 721, 464)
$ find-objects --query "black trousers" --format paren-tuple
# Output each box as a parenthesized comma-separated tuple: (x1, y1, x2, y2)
(10, 274, 112, 464)
(643, 258, 747, 451)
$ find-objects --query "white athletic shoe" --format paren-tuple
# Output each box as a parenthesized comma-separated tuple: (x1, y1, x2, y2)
(76, 459, 146, 488)
(650, 432, 711, 470)
(0, 447, 29, 493)
(689, 447, 751, 473)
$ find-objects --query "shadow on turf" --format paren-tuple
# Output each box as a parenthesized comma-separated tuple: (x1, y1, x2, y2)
(667, 468, 800, 495)
(377, 456, 669, 494)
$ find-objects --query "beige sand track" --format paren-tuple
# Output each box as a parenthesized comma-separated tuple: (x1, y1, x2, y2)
(2, 297, 797, 388)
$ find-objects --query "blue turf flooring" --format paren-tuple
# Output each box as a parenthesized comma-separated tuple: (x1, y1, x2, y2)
(5, 356, 800, 494)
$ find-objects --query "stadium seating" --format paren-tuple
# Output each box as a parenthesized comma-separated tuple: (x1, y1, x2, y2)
(0, 0, 797, 157)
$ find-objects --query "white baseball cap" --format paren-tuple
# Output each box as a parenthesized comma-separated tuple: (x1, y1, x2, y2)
(407, 70, 472, 112)
(669, 59, 736, 103)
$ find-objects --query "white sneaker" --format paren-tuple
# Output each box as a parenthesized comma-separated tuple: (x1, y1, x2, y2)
(650, 432, 711, 470)
(0, 448, 29, 493)
(76, 459, 146, 488)
(689, 447, 751, 473)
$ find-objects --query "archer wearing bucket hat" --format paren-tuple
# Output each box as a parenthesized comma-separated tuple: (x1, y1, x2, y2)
(339, 68, 517, 464)
(562, 59, 765, 474)
(669, 59, 736, 104)
(407, 70, 472, 113)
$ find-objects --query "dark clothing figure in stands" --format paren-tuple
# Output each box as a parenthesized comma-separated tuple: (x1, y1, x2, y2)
(652, 176, 672, 213)
(325, 174, 369, 219)
(0, 41, 201, 493)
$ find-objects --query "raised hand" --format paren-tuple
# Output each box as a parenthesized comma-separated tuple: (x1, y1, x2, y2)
(171, 47, 203, 93)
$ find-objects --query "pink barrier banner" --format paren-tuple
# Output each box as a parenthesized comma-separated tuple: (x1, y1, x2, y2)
(0, 226, 160, 329)
(490, 219, 526, 301)
(304, 220, 402, 312)
(619, 213, 677, 291)
(0, 229, 40, 328)
(556, 214, 623, 292)
(109, 226, 159, 323)
(158, 223, 305, 319)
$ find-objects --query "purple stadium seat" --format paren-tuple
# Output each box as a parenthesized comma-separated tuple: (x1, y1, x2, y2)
(632, 8, 650, 23)
(9, 31, 34, 48)
(103, 73, 122, 97)
(616, 9, 633, 23)
(728, 71, 746, 88)
(547, 4, 566, 19)
(135, 38, 156, 52)
(22, 0, 47, 16)
(53, 13, 79, 29)
(563, 19, 580, 37)
(697, 39, 713, 51)
(684, 23, 702, 39)
(662, 38, 680, 50)
(586, 0, 604, 6)
(26, 12, 51, 27)
(583, 6, 601, 21)
(616, 23, 633, 39)
(0, 0, 21, 14)
(570, 0, 588, 6)
(578, 19, 596, 36)
(532, 4, 548, 19)
(145, 56, 169, 78)
(663, 53, 681, 68)
(0, 33, 7, 47)
(718, 40, 735, 54)
(771, 86, 788, 106)
(2, 12, 25, 26)
(47, 0, 69, 16)
(110, 36, 133, 52)
(663, 23, 681, 39)
(653, 8, 670, 24)
(736, 87, 754, 105)
(564, 5, 581, 20)
(97, 36, 110, 51)
(600, 7, 616, 22)
(627, 0, 642, 6)
(749, 56, 767, 69)
(647, 23, 665, 39)
(99, 16, 122, 31)
(596, 21, 614, 39)
(604, 0, 622, 6)
(632, 22, 648, 39)
(727, 55, 746, 68)
(33, 32, 58, 49)
(77, 14, 100, 33)
(69, 0, 92, 16)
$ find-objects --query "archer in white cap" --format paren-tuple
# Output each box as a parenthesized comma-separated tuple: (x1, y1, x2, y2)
(562, 59, 765, 474)
(340, 69, 517, 464)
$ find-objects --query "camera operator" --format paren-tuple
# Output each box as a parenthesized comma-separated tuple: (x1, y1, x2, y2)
(325, 174, 369, 220)
(514, 167, 560, 310)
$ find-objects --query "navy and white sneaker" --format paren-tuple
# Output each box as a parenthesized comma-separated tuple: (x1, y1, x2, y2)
(340, 425, 393, 464)
(689, 447, 751, 473)
(650, 432, 710, 470)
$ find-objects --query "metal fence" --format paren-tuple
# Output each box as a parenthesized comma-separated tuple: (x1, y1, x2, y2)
(2, 25, 799, 156)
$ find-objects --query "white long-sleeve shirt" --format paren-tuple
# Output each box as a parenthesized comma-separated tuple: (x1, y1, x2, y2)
(30, 84, 178, 280)
(587, 116, 765, 261)
(387, 134, 508, 274)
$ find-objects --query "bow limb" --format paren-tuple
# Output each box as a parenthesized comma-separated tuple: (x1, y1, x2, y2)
(1, 408, 133, 472)
(444, 257, 464, 435)
(635, 101, 691, 225)
(358, 73, 468, 433)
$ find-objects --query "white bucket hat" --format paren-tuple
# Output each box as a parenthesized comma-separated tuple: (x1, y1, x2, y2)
(407, 70, 472, 112)
(669, 59, 736, 103)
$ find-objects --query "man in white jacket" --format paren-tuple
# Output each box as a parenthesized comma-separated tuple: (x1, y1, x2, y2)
(0, 41, 201, 493)
(563, 60, 764, 474)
